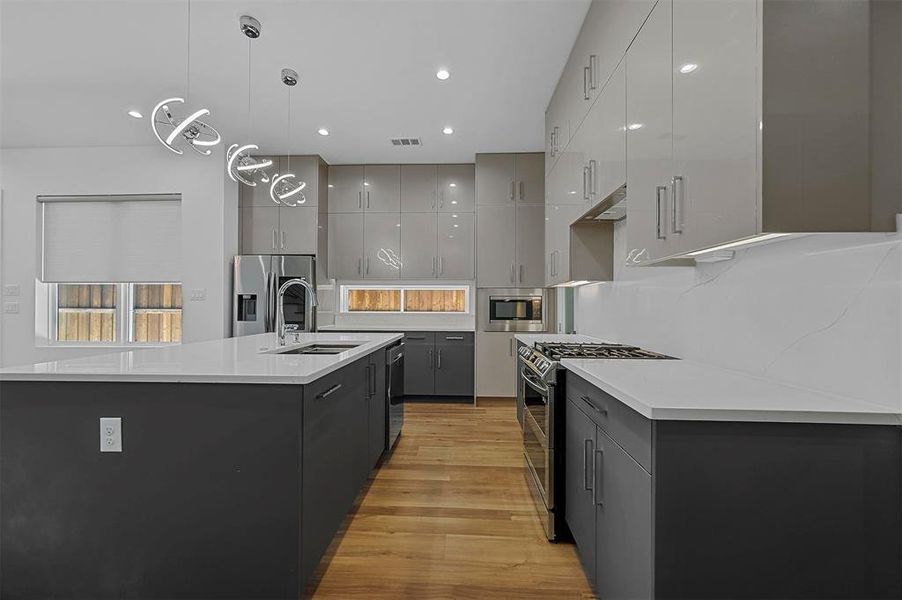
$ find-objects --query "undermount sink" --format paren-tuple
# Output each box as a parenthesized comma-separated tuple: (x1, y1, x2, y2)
(270, 343, 362, 355)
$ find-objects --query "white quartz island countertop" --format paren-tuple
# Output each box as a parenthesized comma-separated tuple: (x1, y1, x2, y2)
(515, 334, 902, 425)
(0, 332, 403, 385)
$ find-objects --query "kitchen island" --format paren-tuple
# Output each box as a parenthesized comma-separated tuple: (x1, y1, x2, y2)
(0, 332, 402, 600)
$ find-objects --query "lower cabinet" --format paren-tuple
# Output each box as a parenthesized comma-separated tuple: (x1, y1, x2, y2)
(403, 332, 474, 399)
(366, 350, 387, 468)
(476, 332, 517, 398)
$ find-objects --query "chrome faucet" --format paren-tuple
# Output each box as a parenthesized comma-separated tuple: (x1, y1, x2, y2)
(276, 278, 317, 346)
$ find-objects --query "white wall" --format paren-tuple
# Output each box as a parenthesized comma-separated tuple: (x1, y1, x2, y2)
(0, 145, 238, 367)
(574, 221, 902, 411)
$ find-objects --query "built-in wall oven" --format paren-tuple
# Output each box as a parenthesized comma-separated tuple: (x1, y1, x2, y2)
(477, 288, 552, 332)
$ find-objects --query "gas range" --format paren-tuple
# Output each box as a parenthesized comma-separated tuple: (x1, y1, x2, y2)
(518, 341, 676, 382)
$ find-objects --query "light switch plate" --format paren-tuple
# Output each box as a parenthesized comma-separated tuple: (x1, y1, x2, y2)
(3, 301, 19, 314)
(3, 284, 19, 297)
(100, 417, 122, 452)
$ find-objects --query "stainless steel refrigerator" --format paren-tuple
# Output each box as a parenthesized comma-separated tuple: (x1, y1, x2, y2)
(232, 255, 316, 337)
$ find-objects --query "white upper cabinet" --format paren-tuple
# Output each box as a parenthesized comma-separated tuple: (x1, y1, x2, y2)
(437, 164, 475, 213)
(400, 213, 438, 279)
(476, 154, 517, 205)
(515, 153, 545, 205)
(328, 213, 364, 279)
(328, 165, 366, 213)
(476, 205, 517, 286)
(625, 0, 674, 264)
(400, 165, 437, 212)
(363, 165, 401, 212)
(437, 213, 475, 279)
(670, 0, 757, 256)
(585, 60, 626, 206)
(363, 213, 402, 279)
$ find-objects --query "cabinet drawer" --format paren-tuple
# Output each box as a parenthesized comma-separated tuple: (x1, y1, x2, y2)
(403, 332, 435, 345)
(566, 373, 652, 473)
(436, 332, 473, 345)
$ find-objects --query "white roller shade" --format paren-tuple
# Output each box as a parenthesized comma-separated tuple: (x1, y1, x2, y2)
(39, 195, 182, 283)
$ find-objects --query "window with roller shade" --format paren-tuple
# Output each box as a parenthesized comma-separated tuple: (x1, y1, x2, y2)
(39, 195, 183, 345)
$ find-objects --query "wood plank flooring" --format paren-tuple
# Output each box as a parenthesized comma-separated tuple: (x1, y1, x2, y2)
(307, 400, 594, 599)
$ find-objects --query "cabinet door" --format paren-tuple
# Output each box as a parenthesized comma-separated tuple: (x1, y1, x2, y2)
(476, 154, 515, 205)
(625, 0, 674, 264)
(278, 206, 317, 254)
(516, 204, 545, 287)
(671, 0, 757, 255)
(284, 156, 319, 207)
(363, 213, 402, 280)
(399, 213, 437, 279)
(241, 206, 279, 254)
(434, 340, 474, 397)
(327, 213, 364, 279)
(514, 153, 545, 205)
(476, 205, 516, 286)
(400, 164, 436, 212)
(595, 430, 653, 600)
(328, 165, 364, 213)
(403, 334, 434, 396)
(566, 399, 598, 588)
(581, 60, 627, 207)
(437, 164, 475, 212)
(545, 92, 567, 175)
(363, 165, 401, 212)
(437, 213, 474, 280)
(240, 156, 282, 207)
(367, 352, 387, 469)
(475, 332, 516, 398)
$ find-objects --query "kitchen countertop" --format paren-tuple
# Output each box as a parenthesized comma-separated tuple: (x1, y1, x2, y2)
(516, 333, 901, 425)
(319, 324, 474, 332)
(0, 332, 403, 385)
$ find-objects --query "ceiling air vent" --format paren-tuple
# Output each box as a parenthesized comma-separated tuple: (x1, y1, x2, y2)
(391, 137, 422, 147)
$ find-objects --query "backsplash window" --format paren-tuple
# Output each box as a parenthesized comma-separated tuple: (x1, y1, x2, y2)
(56, 284, 117, 342)
(342, 286, 468, 314)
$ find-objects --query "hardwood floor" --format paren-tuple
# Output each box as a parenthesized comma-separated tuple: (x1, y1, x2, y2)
(307, 400, 594, 599)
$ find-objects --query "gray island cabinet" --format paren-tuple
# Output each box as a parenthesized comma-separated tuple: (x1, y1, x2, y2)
(563, 371, 902, 600)
(0, 332, 398, 600)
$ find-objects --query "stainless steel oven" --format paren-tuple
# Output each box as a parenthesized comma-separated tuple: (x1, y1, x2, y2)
(477, 288, 552, 332)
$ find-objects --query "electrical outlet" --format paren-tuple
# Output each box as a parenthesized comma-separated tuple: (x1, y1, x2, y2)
(190, 288, 206, 301)
(99, 417, 122, 453)
(3, 301, 19, 314)
(3, 284, 19, 297)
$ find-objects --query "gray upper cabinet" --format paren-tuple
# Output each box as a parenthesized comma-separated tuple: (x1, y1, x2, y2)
(279, 206, 318, 254)
(241, 156, 280, 207)
(515, 204, 545, 286)
(476, 205, 517, 287)
(328, 213, 364, 279)
(241, 206, 280, 254)
(363, 165, 401, 212)
(400, 165, 437, 212)
(363, 213, 401, 280)
(437, 213, 475, 279)
(476, 154, 517, 205)
(514, 153, 545, 205)
(328, 165, 365, 213)
(399, 213, 437, 279)
(437, 164, 475, 212)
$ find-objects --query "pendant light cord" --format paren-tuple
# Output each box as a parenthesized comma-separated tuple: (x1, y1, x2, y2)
(287, 83, 291, 172)
(247, 37, 252, 139)
(186, 0, 191, 102)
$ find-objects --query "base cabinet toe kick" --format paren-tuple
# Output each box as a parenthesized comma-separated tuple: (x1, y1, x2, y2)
(562, 372, 902, 600)
(0, 352, 390, 600)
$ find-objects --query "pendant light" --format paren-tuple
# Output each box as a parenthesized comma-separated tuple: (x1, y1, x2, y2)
(151, 0, 221, 155)
(226, 15, 273, 186)
(269, 68, 307, 206)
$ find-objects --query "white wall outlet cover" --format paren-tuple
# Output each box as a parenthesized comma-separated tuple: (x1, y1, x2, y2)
(3, 301, 19, 314)
(99, 417, 122, 453)
(3, 284, 19, 296)
(190, 288, 206, 301)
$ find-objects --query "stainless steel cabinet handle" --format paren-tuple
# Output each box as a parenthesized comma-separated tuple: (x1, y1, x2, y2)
(655, 185, 667, 240)
(594, 448, 604, 506)
(369, 362, 376, 395)
(519, 264, 524, 283)
(519, 181, 524, 201)
(365, 256, 369, 274)
(317, 383, 343, 400)
(583, 166, 590, 201)
(672, 175, 684, 234)
(439, 189, 444, 208)
(357, 257, 362, 275)
(445, 335, 464, 340)
(510, 263, 515, 283)
(439, 256, 444, 275)
(437, 349, 442, 369)
(271, 229, 277, 250)
(391, 352, 404, 364)
(584, 439, 594, 491)
(428, 348, 434, 368)
(583, 66, 591, 100)
(589, 55, 598, 90)
(509, 181, 515, 202)
(509, 338, 513, 356)
(366, 190, 370, 208)
(588, 159, 598, 197)
(280, 230, 285, 249)
(432, 190, 436, 209)
(432, 256, 436, 275)
(358, 191, 362, 209)
(581, 395, 607, 416)
(364, 365, 371, 398)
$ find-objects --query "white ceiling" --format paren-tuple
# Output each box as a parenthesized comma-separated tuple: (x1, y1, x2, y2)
(1, 0, 589, 164)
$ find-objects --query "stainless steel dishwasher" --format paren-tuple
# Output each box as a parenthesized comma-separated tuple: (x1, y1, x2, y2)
(386, 342, 405, 451)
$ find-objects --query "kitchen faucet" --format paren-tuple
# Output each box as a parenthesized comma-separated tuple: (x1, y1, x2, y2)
(276, 278, 317, 346)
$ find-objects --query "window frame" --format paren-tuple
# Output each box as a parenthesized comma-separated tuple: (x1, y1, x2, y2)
(48, 282, 183, 347)
(340, 284, 470, 315)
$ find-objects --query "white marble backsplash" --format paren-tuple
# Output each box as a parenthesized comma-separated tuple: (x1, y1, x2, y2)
(574, 222, 902, 411)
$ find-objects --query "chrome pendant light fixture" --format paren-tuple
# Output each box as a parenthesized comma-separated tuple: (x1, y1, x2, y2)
(226, 15, 273, 186)
(270, 68, 306, 206)
(151, 0, 221, 155)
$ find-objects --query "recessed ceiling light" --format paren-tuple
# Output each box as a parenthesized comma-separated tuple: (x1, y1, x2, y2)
(442, 126, 454, 135)
(627, 123, 643, 130)
(127, 109, 143, 119)
(679, 63, 698, 74)
(317, 128, 329, 136)
(436, 69, 450, 81)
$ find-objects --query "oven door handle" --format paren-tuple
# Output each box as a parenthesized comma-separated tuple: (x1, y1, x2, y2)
(521, 367, 549, 396)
